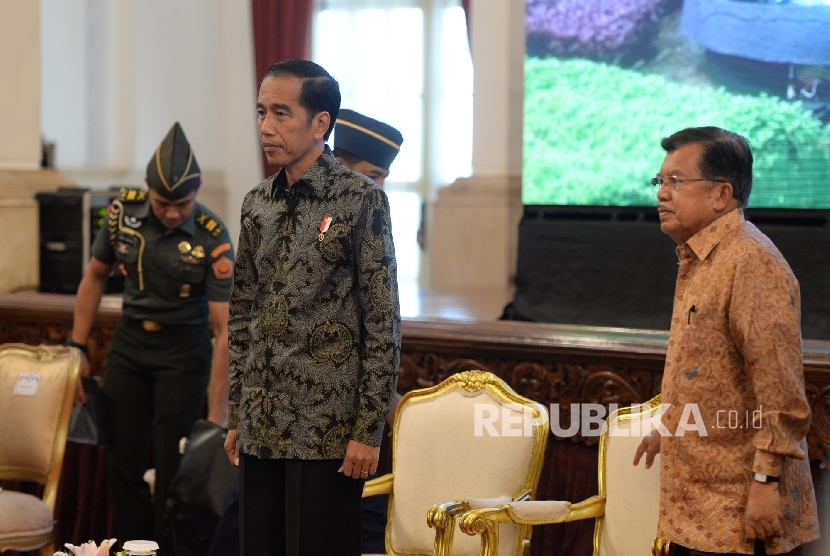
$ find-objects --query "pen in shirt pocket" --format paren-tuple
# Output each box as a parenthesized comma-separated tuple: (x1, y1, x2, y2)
(687, 304, 696, 324)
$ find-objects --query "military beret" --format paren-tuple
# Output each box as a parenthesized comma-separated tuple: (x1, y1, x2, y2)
(146, 122, 201, 199)
(334, 109, 403, 171)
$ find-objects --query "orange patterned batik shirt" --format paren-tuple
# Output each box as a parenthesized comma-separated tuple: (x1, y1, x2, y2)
(658, 209, 819, 554)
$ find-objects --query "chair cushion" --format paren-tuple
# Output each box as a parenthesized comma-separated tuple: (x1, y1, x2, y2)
(0, 490, 53, 543)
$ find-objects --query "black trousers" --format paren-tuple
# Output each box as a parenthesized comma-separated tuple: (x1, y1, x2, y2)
(103, 320, 212, 551)
(239, 454, 365, 556)
(206, 475, 388, 556)
(670, 542, 803, 556)
(360, 470, 387, 553)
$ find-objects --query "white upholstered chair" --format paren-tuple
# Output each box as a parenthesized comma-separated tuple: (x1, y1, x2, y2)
(457, 395, 669, 556)
(361, 370, 549, 556)
(0, 343, 81, 555)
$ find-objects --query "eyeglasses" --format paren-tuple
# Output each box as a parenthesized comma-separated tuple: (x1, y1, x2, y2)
(649, 176, 725, 191)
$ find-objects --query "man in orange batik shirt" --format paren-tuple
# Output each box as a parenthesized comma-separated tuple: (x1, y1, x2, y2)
(633, 127, 819, 556)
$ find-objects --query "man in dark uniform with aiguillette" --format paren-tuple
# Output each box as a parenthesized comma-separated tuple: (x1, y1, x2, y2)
(66, 122, 235, 549)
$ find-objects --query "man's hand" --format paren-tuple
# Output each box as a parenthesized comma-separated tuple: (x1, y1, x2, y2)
(73, 352, 91, 406)
(745, 480, 782, 541)
(632, 428, 661, 469)
(338, 440, 379, 479)
(224, 429, 239, 467)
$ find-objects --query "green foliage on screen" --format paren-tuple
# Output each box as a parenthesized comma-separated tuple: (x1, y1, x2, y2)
(524, 57, 830, 208)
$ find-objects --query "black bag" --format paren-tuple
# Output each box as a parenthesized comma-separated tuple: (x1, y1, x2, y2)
(67, 376, 108, 445)
(165, 419, 239, 556)
(165, 498, 220, 556)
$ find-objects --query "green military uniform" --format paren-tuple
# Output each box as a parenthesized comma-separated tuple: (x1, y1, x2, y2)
(94, 187, 234, 324)
(92, 123, 235, 548)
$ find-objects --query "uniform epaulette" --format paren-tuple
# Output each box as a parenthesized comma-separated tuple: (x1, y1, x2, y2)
(119, 188, 148, 203)
(196, 210, 225, 238)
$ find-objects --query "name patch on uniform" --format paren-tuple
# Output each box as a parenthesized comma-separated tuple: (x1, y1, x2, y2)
(212, 256, 234, 279)
(117, 234, 138, 246)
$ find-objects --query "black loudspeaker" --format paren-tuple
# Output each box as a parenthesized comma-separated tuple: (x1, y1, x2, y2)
(35, 187, 123, 294)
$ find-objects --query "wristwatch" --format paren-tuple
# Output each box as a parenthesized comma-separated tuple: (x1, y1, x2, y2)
(64, 338, 89, 355)
(752, 472, 780, 483)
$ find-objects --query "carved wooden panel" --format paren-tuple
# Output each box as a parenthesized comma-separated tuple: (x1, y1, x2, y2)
(806, 382, 830, 467)
(3, 293, 830, 463)
(398, 352, 664, 445)
(0, 320, 113, 377)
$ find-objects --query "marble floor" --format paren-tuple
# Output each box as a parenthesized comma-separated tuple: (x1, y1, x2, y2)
(398, 283, 514, 321)
(12, 283, 516, 323)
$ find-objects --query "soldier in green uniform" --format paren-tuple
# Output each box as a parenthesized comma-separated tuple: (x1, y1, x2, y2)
(66, 122, 235, 549)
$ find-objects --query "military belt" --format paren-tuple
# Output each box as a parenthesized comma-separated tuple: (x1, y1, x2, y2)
(122, 317, 203, 333)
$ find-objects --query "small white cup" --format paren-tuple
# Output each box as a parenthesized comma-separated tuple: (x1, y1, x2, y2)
(122, 540, 159, 555)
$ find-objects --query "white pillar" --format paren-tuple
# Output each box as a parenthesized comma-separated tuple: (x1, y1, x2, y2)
(470, 0, 524, 178)
(0, 0, 41, 170)
(427, 0, 524, 291)
(0, 0, 73, 293)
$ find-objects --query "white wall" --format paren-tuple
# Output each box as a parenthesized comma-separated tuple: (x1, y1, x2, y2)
(39, 0, 262, 241)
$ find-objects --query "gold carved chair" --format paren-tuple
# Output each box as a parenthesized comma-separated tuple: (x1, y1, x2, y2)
(457, 395, 669, 556)
(0, 343, 81, 555)
(362, 370, 548, 556)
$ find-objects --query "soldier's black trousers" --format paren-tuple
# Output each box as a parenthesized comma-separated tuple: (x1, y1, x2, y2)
(103, 319, 212, 552)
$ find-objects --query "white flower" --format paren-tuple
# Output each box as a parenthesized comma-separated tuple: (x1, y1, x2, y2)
(57, 538, 117, 556)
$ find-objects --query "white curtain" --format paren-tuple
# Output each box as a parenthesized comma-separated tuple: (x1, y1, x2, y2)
(313, 0, 472, 187)
(312, 0, 473, 288)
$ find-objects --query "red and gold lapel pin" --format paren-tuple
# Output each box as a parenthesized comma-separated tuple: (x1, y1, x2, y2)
(319, 215, 332, 241)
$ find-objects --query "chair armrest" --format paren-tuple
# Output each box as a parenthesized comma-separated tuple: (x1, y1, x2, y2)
(427, 499, 468, 556)
(427, 493, 522, 556)
(362, 473, 394, 498)
(504, 495, 605, 525)
(458, 496, 606, 556)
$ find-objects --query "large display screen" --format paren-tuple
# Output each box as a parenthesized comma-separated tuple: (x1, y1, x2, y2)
(523, 0, 830, 208)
